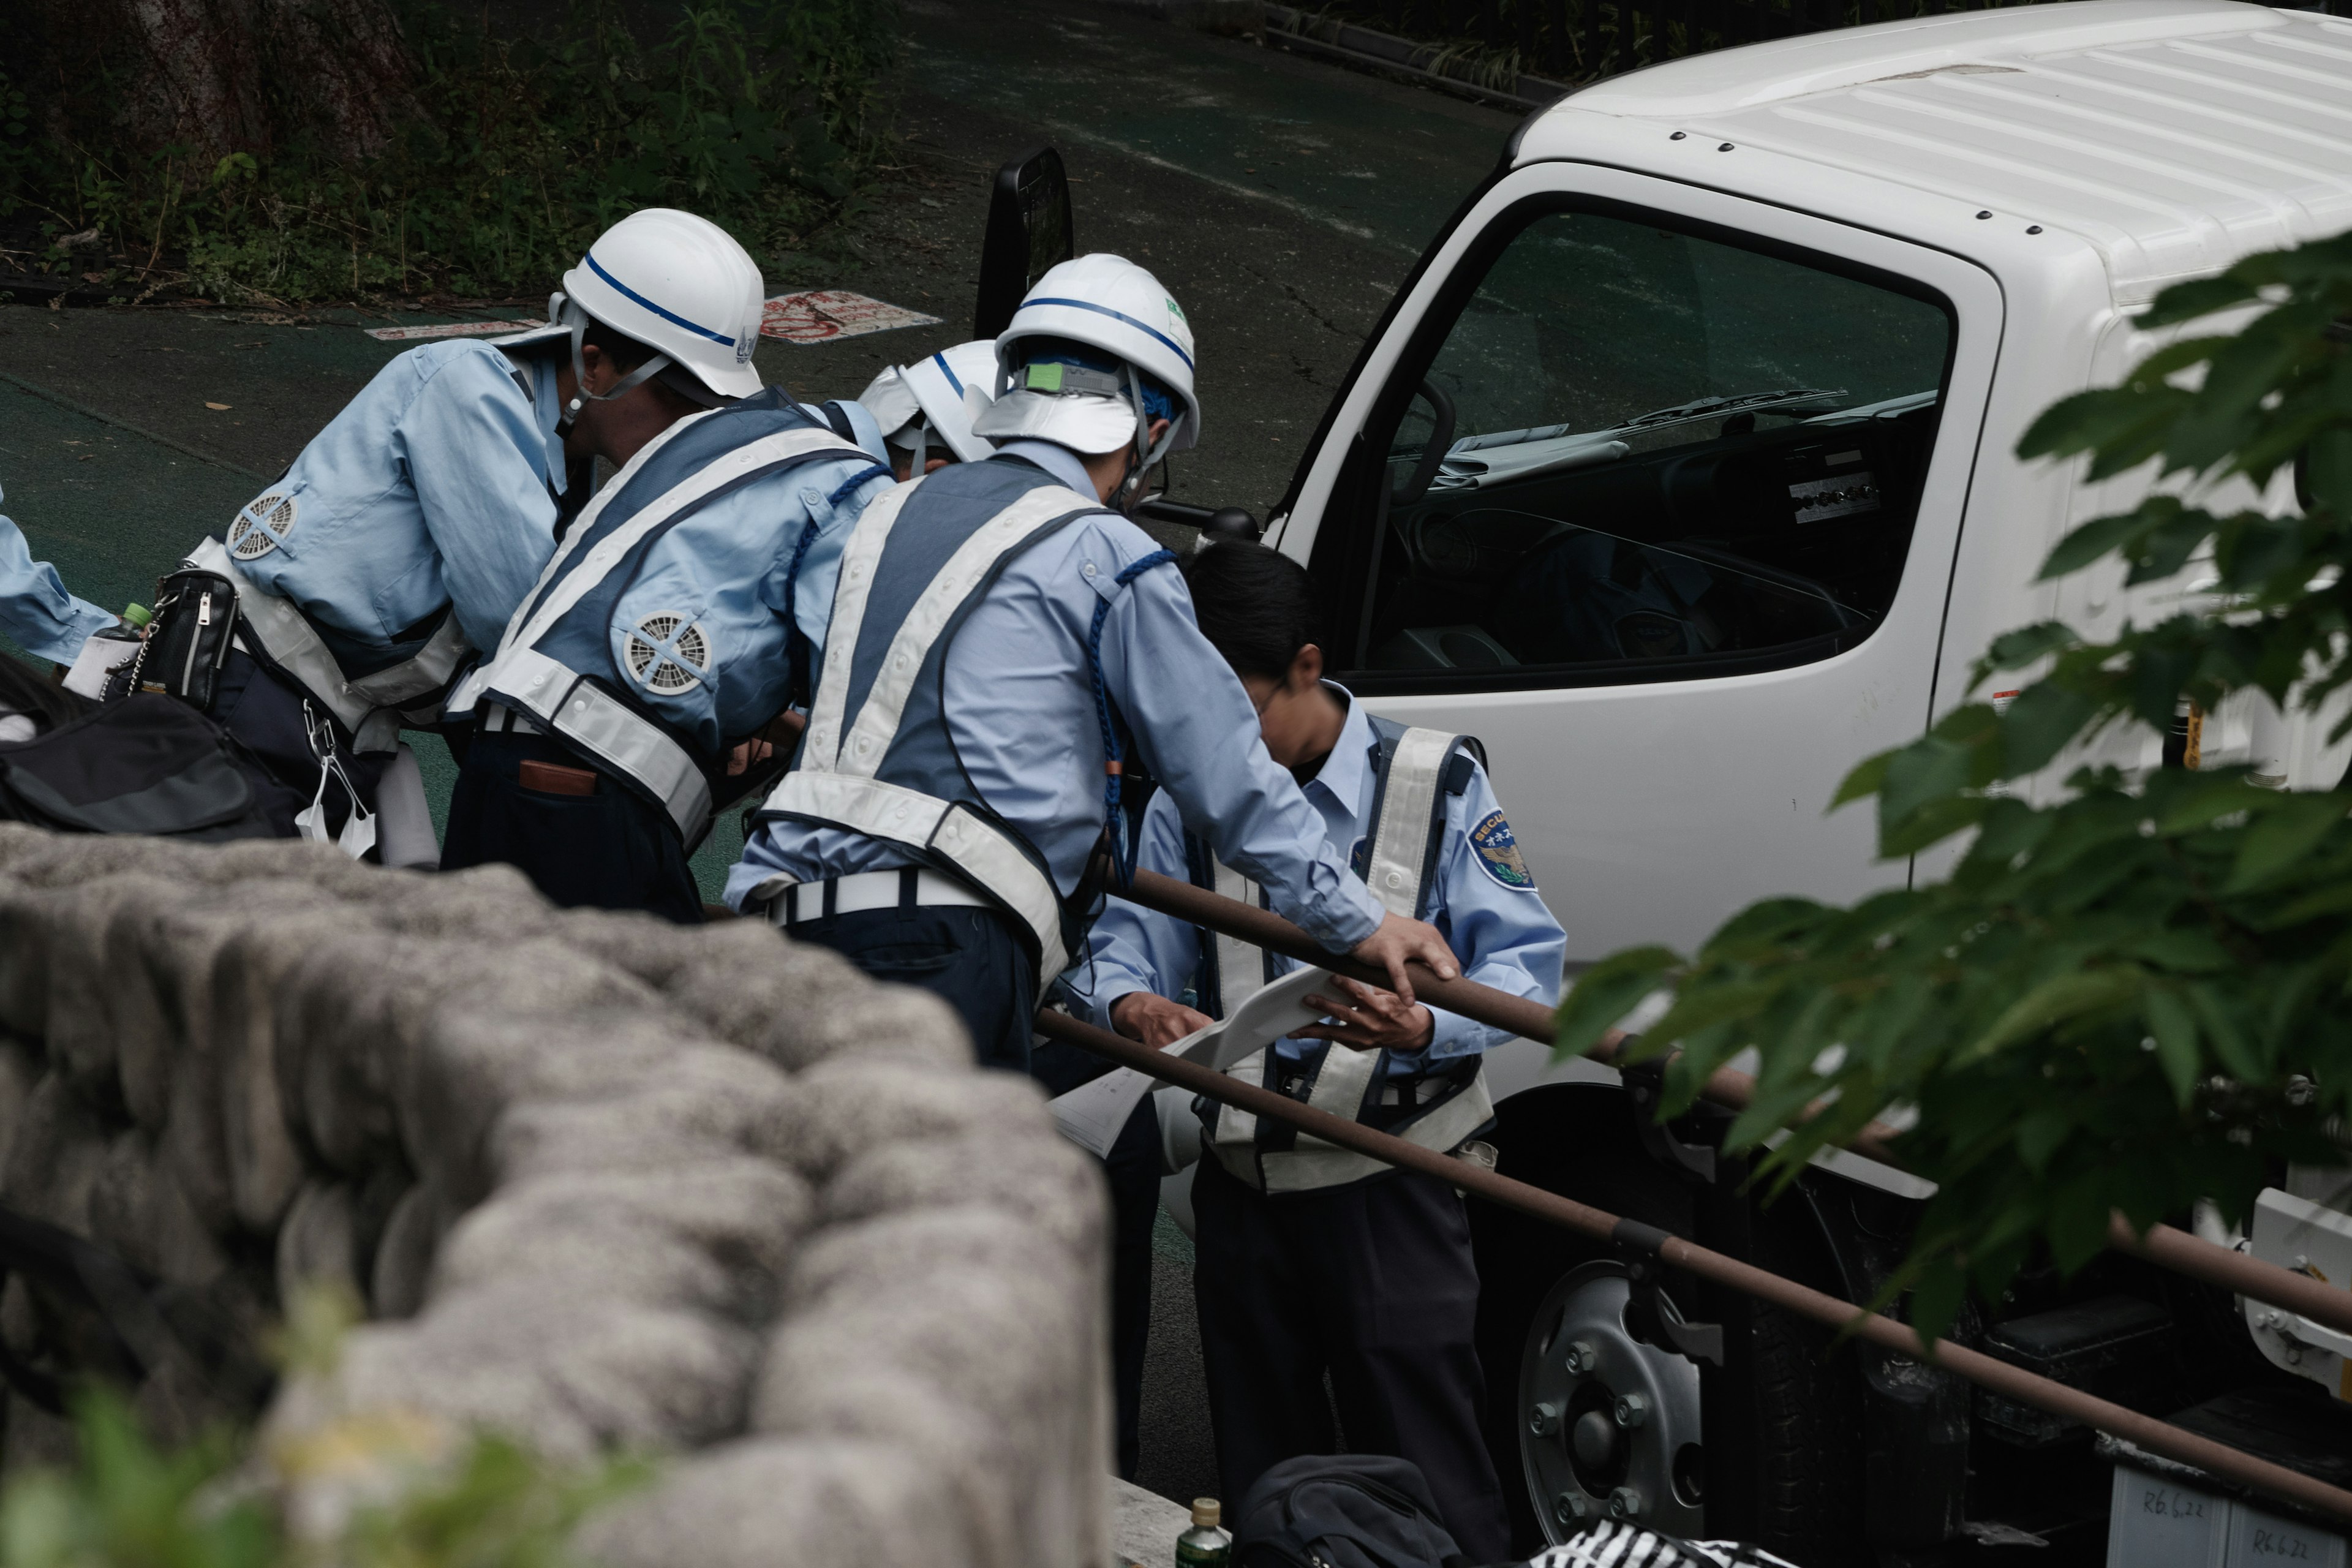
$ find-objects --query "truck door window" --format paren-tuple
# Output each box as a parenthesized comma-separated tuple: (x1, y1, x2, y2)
(1349, 205, 1954, 688)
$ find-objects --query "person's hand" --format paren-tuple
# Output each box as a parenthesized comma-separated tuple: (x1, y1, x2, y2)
(726, 739, 772, 777)
(1111, 991, 1213, 1049)
(1346, 911, 1458, 1006)
(1297, 974, 1434, 1054)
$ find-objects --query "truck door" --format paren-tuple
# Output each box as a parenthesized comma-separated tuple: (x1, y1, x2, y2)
(1277, 164, 2002, 956)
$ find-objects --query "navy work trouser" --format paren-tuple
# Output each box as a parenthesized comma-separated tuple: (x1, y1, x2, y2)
(1193, 1148, 1512, 1561)
(1030, 1037, 1160, 1480)
(442, 731, 702, 922)
(208, 649, 381, 839)
(784, 896, 1038, 1073)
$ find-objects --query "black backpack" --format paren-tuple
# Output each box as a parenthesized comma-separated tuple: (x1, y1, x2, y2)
(1234, 1455, 1477, 1568)
(0, 657, 279, 840)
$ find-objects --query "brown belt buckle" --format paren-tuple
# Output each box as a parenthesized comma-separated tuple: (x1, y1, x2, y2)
(518, 758, 600, 797)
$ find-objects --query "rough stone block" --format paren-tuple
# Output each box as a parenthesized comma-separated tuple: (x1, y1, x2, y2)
(1, 1073, 112, 1233)
(576, 1437, 979, 1568)
(486, 1063, 810, 1185)
(784, 1058, 1049, 1181)
(88, 1128, 228, 1286)
(277, 1179, 363, 1308)
(322, 1283, 761, 1457)
(394, 1008, 761, 1208)
(429, 1161, 812, 1324)
(821, 1128, 1106, 1255)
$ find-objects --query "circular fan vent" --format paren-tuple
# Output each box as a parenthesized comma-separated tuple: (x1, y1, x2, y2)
(624, 612, 711, 695)
(227, 493, 296, 560)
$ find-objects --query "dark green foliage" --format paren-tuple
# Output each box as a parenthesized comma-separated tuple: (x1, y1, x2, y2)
(1555, 232, 2352, 1338)
(0, 0, 897, 305)
(0, 1387, 647, 1568)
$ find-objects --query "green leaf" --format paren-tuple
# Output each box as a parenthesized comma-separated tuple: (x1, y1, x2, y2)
(1960, 967, 2142, 1063)
(2226, 792, 2350, 891)
(2142, 988, 2202, 1106)
(2050, 1173, 2115, 1273)
(2000, 684, 2101, 777)
(2015, 1107, 2071, 1172)
(1555, 947, 1678, 1060)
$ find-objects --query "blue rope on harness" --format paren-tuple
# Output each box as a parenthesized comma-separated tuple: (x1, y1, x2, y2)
(1087, 548, 1178, 891)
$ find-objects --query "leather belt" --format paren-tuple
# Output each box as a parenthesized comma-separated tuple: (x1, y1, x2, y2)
(766, 867, 990, 927)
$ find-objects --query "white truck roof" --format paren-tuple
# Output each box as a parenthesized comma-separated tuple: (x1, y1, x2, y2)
(1518, 0, 2352, 301)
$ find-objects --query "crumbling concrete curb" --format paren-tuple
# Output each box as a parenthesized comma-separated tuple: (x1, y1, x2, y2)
(0, 824, 1109, 1568)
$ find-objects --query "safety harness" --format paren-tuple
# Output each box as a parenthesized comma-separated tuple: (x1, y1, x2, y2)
(1196, 718, 1496, 1195)
(756, 458, 1167, 990)
(448, 398, 880, 846)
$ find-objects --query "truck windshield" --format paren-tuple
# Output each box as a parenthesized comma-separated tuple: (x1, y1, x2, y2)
(1357, 205, 1953, 685)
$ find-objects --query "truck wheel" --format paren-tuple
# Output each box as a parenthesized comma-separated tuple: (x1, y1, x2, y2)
(1469, 1085, 1866, 1564)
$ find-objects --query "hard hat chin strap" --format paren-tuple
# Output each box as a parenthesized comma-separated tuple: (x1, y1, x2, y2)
(554, 296, 673, 434)
(1114, 362, 1179, 513)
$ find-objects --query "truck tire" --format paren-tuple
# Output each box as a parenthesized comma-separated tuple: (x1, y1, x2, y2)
(1469, 1085, 1866, 1566)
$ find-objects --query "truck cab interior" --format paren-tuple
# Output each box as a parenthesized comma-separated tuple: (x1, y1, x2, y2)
(1322, 198, 1958, 693)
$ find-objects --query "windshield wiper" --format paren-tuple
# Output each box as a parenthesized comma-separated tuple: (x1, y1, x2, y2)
(1447, 387, 1849, 459)
(1611, 386, 1848, 432)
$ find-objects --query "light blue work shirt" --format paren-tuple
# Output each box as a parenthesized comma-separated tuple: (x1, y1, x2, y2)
(1078, 686, 1566, 1074)
(727, 441, 1387, 955)
(219, 339, 564, 663)
(0, 491, 116, 663)
(568, 428, 892, 760)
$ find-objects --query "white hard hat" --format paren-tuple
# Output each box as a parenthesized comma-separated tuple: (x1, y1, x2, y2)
(890, 340, 1000, 464)
(554, 209, 766, 406)
(972, 255, 1199, 461)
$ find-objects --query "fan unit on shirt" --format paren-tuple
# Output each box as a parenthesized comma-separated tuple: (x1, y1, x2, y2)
(227, 494, 296, 560)
(624, 612, 712, 695)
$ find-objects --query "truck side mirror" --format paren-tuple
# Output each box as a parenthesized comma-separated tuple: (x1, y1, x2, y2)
(974, 148, 1076, 340)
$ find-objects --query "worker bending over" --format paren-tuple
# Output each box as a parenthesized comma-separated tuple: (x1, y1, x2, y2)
(440, 209, 892, 919)
(728, 253, 1458, 1066)
(1081, 541, 1564, 1559)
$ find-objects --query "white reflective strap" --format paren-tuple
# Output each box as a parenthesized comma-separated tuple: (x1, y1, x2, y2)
(1210, 1048, 1266, 1153)
(188, 537, 472, 733)
(1210, 857, 1267, 1019)
(500, 422, 867, 662)
(836, 484, 1096, 779)
(1365, 726, 1454, 917)
(489, 409, 717, 657)
(801, 480, 918, 773)
(489, 646, 711, 840)
(1259, 1071, 1496, 1196)
(767, 771, 1070, 986)
(932, 803, 1070, 982)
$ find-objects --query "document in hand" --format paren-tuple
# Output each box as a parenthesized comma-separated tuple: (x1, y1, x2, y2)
(1049, 966, 1340, 1161)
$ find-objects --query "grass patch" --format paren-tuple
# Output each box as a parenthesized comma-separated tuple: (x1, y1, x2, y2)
(0, 0, 899, 307)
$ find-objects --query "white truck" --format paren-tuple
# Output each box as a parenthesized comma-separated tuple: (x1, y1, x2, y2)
(1052, 1, 2352, 1558)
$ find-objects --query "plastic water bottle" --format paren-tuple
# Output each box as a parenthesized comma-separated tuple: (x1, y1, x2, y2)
(1176, 1498, 1230, 1567)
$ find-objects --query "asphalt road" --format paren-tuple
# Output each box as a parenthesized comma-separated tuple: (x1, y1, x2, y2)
(0, 0, 1517, 1508)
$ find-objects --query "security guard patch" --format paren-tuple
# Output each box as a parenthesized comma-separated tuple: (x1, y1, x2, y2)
(1470, 810, 1536, 891)
(1348, 835, 1368, 877)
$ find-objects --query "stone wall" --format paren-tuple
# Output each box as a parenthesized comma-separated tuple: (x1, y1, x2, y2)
(0, 823, 1108, 1567)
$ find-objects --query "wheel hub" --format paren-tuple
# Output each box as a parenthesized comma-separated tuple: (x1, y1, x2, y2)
(1517, 1260, 1705, 1543)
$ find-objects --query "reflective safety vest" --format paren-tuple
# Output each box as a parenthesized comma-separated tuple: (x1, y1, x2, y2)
(755, 458, 1121, 989)
(183, 534, 470, 754)
(1198, 718, 1496, 1195)
(450, 396, 872, 845)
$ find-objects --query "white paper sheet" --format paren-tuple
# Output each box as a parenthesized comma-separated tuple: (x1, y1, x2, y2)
(1048, 966, 1343, 1160)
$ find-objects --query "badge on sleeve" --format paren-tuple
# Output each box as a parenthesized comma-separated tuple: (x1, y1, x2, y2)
(1469, 810, 1536, 891)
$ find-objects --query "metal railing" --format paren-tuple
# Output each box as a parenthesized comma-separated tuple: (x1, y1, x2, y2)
(1043, 862, 2352, 1523)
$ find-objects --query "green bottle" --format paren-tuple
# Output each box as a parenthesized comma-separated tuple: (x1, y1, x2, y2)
(1176, 1498, 1229, 1567)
